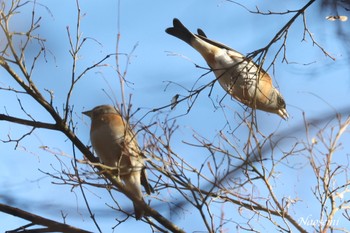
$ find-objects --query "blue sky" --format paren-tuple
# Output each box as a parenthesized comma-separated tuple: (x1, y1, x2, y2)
(1, 0, 350, 232)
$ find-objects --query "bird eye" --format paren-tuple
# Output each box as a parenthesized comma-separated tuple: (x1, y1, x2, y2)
(277, 95, 286, 108)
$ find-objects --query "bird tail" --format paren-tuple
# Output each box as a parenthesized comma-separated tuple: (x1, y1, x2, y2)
(123, 172, 145, 220)
(141, 167, 154, 195)
(197, 28, 207, 38)
(133, 201, 145, 220)
(166, 18, 222, 69)
(165, 18, 195, 45)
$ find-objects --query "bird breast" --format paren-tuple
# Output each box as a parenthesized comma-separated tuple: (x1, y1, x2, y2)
(213, 55, 259, 102)
(90, 123, 125, 168)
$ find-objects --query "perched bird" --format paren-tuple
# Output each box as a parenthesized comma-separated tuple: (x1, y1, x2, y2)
(166, 18, 289, 120)
(83, 105, 153, 220)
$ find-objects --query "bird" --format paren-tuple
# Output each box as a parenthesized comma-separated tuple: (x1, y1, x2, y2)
(166, 18, 289, 120)
(83, 105, 153, 220)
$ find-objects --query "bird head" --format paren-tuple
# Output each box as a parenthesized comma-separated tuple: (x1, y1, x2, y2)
(82, 105, 118, 119)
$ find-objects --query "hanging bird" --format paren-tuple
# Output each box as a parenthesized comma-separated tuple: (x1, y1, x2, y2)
(83, 105, 153, 220)
(166, 18, 289, 120)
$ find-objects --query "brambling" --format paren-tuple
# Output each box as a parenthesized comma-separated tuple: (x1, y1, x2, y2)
(166, 18, 289, 120)
(83, 105, 153, 220)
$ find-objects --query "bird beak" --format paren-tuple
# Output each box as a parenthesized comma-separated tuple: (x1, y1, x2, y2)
(278, 109, 289, 120)
(82, 110, 92, 117)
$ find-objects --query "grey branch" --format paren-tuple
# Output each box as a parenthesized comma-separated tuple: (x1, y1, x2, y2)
(0, 203, 92, 233)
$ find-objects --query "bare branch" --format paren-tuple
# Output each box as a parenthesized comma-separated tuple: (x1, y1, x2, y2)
(0, 114, 58, 130)
(0, 203, 92, 233)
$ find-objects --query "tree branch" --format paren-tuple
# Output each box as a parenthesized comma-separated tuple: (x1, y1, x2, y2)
(0, 114, 58, 130)
(0, 203, 92, 233)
